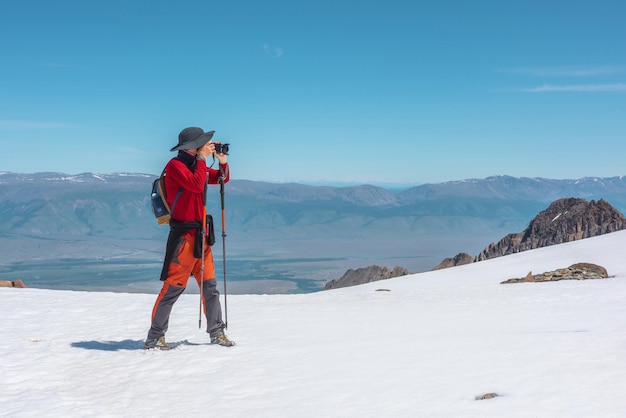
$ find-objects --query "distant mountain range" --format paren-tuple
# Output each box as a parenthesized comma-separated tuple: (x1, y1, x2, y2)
(1, 172, 625, 293)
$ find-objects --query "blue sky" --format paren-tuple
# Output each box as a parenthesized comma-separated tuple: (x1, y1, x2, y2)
(1, 0, 624, 185)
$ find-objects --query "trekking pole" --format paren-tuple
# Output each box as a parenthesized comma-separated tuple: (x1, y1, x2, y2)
(199, 182, 207, 329)
(219, 175, 228, 329)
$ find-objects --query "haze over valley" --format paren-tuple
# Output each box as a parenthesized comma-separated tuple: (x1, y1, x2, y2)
(2, 172, 626, 293)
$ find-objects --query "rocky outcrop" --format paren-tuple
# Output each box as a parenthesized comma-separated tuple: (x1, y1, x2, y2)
(501, 263, 608, 284)
(324, 265, 410, 290)
(434, 198, 626, 269)
(431, 253, 474, 270)
(476, 393, 499, 401)
(0, 279, 26, 288)
(476, 198, 626, 261)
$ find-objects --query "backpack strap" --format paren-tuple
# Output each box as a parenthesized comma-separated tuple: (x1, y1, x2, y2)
(162, 160, 184, 218)
(170, 187, 183, 215)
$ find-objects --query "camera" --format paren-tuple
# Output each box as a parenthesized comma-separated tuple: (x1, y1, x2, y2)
(214, 143, 230, 155)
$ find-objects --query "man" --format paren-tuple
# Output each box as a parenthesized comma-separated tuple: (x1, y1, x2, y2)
(144, 127, 234, 349)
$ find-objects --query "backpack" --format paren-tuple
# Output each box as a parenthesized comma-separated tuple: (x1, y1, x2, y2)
(150, 167, 182, 225)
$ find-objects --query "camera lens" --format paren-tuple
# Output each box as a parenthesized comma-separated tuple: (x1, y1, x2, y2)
(216, 143, 230, 155)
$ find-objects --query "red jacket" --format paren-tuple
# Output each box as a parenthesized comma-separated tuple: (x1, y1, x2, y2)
(165, 155, 230, 222)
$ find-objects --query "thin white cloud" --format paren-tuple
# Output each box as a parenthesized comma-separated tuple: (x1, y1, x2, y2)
(0, 120, 75, 129)
(263, 43, 283, 58)
(519, 83, 626, 93)
(501, 66, 625, 77)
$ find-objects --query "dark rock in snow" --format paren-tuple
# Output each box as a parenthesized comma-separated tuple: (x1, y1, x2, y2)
(434, 197, 626, 269)
(501, 263, 609, 284)
(324, 265, 410, 290)
(431, 252, 474, 270)
(476, 198, 626, 261)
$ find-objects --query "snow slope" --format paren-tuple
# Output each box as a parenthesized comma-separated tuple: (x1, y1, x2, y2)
(2, 231, 626, 417)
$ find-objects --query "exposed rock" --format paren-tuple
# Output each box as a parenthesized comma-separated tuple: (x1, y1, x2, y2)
(433, 198, 626, 270)
(476, 393, 499, 401)
(476, 198, 626, 261)
(332, 198, 622, 288)
(431, 252, 474, 270)
(324, 265, 410, 290)
(0, 279, 26, 288)
(501, 263, 608, 284)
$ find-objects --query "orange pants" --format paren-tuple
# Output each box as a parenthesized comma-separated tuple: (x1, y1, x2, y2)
(163, 233, 214, 288)
(148, 233, 224, 339)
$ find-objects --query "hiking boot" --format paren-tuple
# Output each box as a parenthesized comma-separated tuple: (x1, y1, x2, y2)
(144, 336, 170, 350)
(210, 332, 235, 347)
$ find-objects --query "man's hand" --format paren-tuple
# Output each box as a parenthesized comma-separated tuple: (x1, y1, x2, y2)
(197, 142, 227, 164)
(197, 142, 215, 160)
(213, 142, 228, 164)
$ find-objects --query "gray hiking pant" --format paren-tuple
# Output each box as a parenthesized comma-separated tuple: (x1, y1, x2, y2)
(147, 279, 224, 340)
